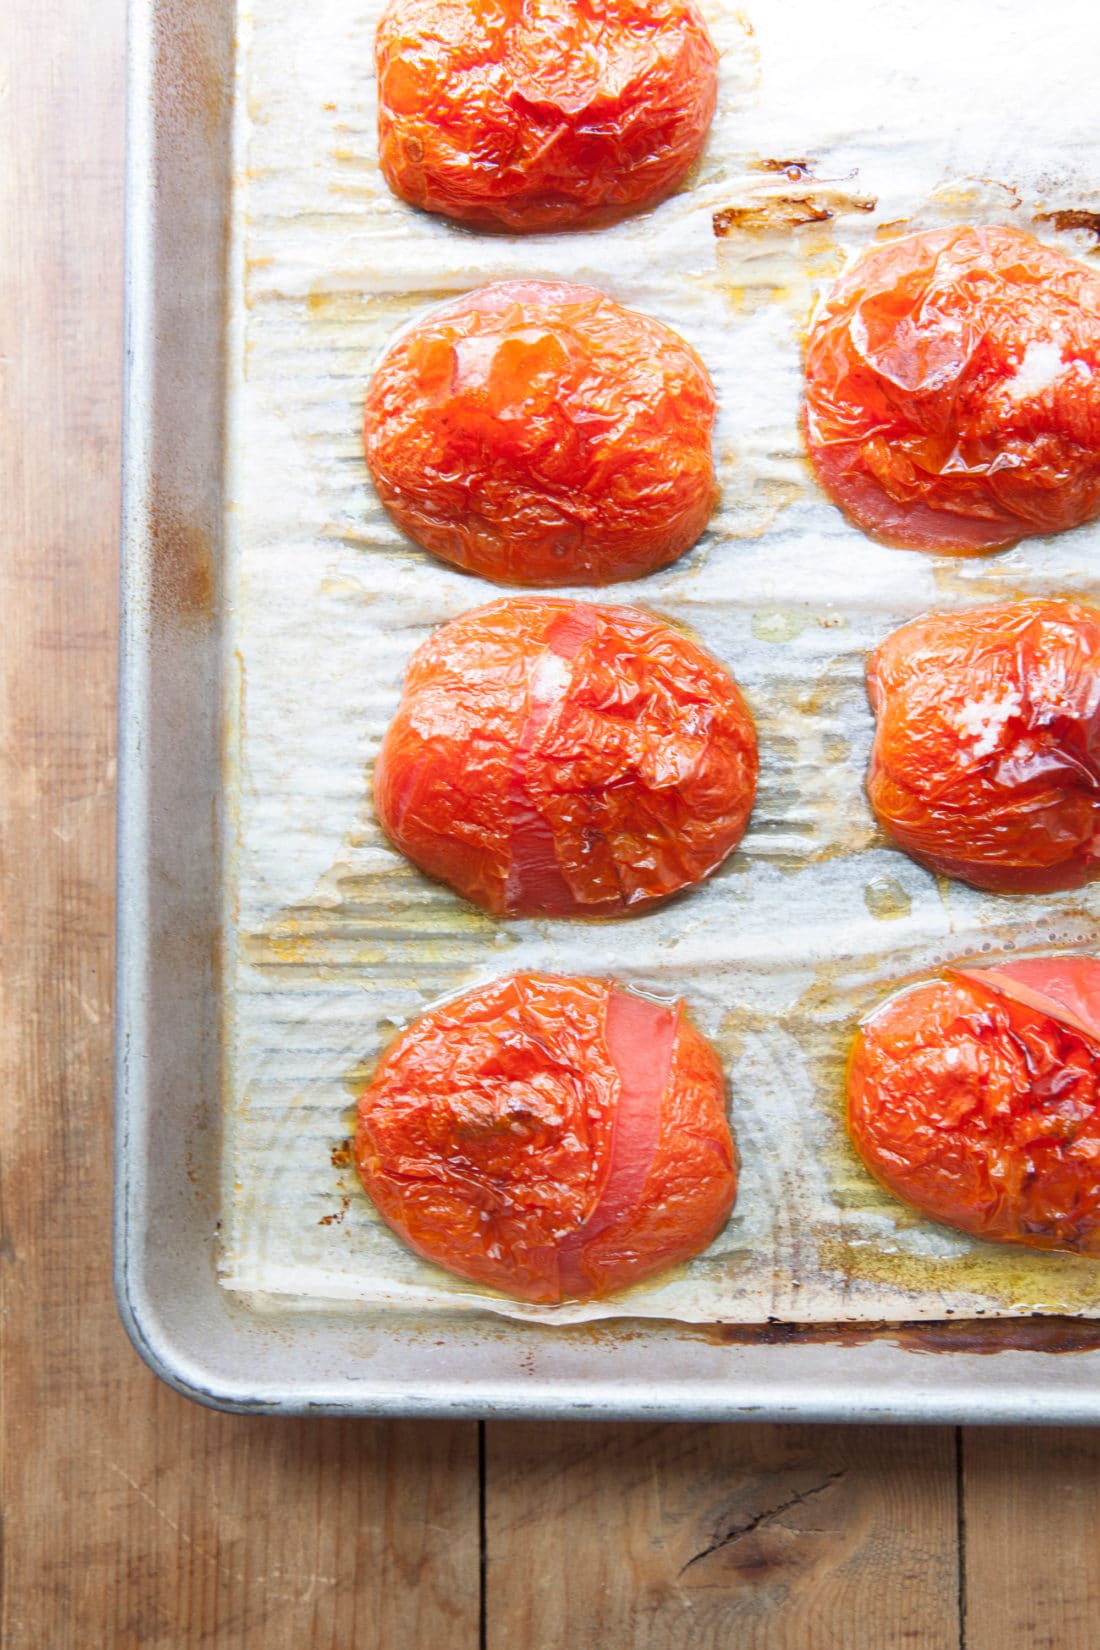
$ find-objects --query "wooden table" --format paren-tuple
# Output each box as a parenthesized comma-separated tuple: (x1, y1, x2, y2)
(3, 4, 1099, 1644)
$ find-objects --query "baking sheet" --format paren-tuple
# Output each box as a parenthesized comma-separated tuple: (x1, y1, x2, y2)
(220, 0, 1100, 1324)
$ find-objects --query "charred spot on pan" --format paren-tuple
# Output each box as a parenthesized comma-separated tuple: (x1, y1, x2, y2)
(148, 484, 217, 625)
(1036, 208, 1100, 243)
(155, 0, 233, 143)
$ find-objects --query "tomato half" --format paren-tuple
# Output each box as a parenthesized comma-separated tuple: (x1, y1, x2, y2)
(355, 973, 737, 1302)
(363, 280, 718, 586)
(804, 226, 1100, 552)
(374, 598, 758, 916)
(848, 960, 1100, 1255)
(375, 0, 719, 232)
(866, 600, 1100, 893)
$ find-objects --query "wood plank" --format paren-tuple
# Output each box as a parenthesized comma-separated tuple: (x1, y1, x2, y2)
(485, 1421, 960, 1649)
(0, 4, 480, 1648)
(963, 1428, 1100, 1650)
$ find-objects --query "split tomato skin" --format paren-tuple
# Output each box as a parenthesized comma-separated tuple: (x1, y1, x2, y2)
(848, 961, 1100, 1255)
(355, 973, 737, 1302)
(866, 600, 1100, 894)
(803, 226, 1100, 553)
(363, 280, 718, 587)
(375, 0, 719, 233)
(373, 597, 758, 918)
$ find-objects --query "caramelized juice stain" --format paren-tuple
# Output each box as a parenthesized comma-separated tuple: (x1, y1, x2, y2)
(714, 469, 806, 542)
(748, 654, 878, 870)
(816, 1236, 1100, 1314)
(712, 157, 875, 320)
(930, 556, 1034, 604)
(864, 876, 912, 921)
(751, 606, 807, 643)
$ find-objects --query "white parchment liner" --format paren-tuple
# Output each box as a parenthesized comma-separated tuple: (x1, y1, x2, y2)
(221, 0, 1100, 1322)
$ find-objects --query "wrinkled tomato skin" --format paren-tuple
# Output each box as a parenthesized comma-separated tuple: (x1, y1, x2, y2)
(355, 974, 737, 1302)
(803, 226, 1100, 553)
(866, 600, 1100, 894)
(375, 0, 719, 233)
(363, 280, 718, 587)
(373, 597, 758, 917)
(848, 966, 1100, 1255)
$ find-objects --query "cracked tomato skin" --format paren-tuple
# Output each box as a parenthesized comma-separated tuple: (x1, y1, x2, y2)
(803, 226, 1100, 553)
(373, 597, 758, 917)
(363, 280, 718, 586)
(848, 960, 1100, 1255)
(355, 973, 737, 1302)
(375, 0, 719, 233)
(866, 600, 1100, 893)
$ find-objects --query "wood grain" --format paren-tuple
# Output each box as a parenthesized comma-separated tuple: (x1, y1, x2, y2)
(0, 4, 479, 1648)
(485, 1422, 960, 1649)
(963, 1429, 1100, 1650)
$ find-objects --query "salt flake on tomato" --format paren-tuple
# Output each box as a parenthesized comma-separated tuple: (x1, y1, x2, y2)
(804, 226, 1100, 553)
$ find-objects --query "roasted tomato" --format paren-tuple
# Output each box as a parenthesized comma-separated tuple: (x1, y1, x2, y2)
(375, 0, 719, 233)
(803, 226, 1100, 553)
(373, 597, 758, 916)
(355, 973, 737, 1301)
(848, 958, 1100, 1255)
(866, 600, 1100, 893)
(363, 280, 717, 586)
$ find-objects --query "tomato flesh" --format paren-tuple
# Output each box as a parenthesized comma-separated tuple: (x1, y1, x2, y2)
(363, 280, 718, 587)
(373, 597, 759, 916)
(866, 599, 1100, 893)
(804, 226, 1100, 553)
(848, 962, 1100, 1255)
(355, 973, 737, 1302)
(375, 0, 719, 232)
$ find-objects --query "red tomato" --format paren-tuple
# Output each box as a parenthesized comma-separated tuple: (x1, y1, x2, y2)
(866, 600, 1100, 893)
(355, 973, 737, 1302)
(363, 280, 717, 587)
(375, 0, 719, 233)
(848, 959, 1100, 1255)
(373, 598, 758, 916)
(803, 226, 1100, 552)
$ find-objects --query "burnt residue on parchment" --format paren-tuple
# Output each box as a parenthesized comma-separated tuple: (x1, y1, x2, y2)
(1035, 208, 1100, 244)
(713, 158, 876, 238)
(709, 158, 878, 335)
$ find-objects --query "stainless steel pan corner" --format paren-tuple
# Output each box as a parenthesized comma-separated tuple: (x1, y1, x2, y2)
(114, 0, 1100, 1420)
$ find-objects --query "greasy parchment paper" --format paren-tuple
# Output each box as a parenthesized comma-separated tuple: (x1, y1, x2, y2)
(221, 0, 1100, 1323)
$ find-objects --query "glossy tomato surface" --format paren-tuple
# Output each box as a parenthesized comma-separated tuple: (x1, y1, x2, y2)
(848, 959, 1100, 1255)
(866, 600, 1100, 893)
(363, 280, 717, 586)
(373, 598, 758, 917)
(355, 973, 737, 1302)
(804, 226, 1100, 552)
(375, 0, 718, 232)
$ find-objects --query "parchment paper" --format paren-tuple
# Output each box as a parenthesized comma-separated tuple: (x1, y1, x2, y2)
(221, 0, 1100, 1322)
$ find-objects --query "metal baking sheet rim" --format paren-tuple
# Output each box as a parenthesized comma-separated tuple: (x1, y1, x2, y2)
(113, 0, 1100, 1421)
